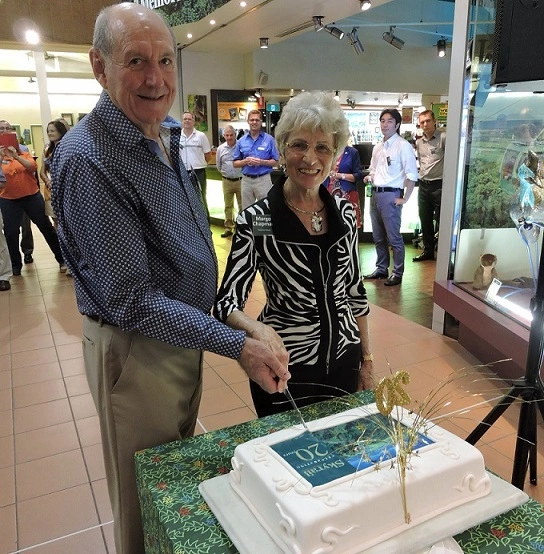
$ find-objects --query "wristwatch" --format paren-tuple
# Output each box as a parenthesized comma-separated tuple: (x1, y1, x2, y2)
(362, 353, 373, 362)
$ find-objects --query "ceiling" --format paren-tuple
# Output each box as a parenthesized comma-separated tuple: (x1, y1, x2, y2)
(0, 0, 463, 53)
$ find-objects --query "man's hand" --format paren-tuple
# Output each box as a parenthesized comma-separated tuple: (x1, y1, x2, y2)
(238, 336, 290, 393)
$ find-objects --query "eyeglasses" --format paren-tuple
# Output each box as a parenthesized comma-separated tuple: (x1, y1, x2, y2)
(0, 126, 14, 132)
(285, 140, 335, 157)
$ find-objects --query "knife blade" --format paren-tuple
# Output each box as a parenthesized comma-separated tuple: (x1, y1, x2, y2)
(284, 386, 310, 432)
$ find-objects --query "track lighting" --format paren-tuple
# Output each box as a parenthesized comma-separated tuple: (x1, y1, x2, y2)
(259, 37, 268, 49)
(437, 38, 447, 58)
(382, 26, 404, 50)
(334, 91, 340, 101)
(346, 97, 357, 109)
(254, 89, 262, 98)
(360, 0, 371, 10)
(347, 27, 364, 55)
(313, 16, 325, 32)
(324, 25, 344, 40)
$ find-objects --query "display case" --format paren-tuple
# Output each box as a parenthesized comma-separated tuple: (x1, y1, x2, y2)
(447, 14, 544, 332)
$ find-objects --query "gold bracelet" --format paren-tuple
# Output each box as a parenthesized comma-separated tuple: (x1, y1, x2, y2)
(362, 353, 373, 362)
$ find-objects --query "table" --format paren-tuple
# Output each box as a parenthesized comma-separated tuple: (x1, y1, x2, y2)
(135, 391, 544, 554)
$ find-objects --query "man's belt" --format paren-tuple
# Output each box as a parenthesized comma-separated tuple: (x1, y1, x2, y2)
(243, 173, 270, 179)
(86, 314, 117, 327)
(223, 176, 241, 182)
(419, 179, 442, 186)
(373, 186, 402, 193)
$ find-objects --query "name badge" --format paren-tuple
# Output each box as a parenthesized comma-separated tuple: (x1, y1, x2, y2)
(257, 146, 266, 151)
(252, 214, 273, 235)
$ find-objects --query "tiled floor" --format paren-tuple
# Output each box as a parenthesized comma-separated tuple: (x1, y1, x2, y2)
(0, 228, 543, 553)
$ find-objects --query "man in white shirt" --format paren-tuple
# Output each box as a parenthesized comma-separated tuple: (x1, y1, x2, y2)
(180, 111, 212, 218)
(216, 125, 242, 238)
(363, 109, 418, 286)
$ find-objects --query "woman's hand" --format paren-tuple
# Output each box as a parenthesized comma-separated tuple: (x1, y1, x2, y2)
(248, 321, 289, 364)
(357, 359, 375, 391)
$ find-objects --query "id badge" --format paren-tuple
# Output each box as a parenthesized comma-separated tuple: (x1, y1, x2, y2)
(252, 213, 273, 236)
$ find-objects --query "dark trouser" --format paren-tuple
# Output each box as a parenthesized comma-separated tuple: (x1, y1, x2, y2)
(418, 179, 442, 253)
(250, 345, 361, 417)
(20, 213, 34, 255)
(0, 192, 63, 272)
(193, 168, 209, 221)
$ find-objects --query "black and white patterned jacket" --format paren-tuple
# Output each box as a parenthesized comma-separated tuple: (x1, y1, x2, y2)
(214, 180, 369, 372)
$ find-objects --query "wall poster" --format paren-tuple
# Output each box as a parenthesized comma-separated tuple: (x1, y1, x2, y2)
(187, 94, 208, 132)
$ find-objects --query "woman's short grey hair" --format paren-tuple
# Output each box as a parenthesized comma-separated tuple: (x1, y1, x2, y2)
(93, 3, 176, 60)
(275, 92, 350, 158)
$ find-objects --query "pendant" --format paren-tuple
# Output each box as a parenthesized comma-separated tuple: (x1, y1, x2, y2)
(311, 213, 323, 233)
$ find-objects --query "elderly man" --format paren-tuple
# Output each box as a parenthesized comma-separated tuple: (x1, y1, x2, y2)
(51, 4, 290, 553)
(216, 125, 242, 237)
(233, 109, 279, 208)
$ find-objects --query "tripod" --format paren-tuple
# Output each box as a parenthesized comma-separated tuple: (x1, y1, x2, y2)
(466, 220, 544, 490)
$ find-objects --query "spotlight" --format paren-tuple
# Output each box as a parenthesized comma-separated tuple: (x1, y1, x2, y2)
(313, 16, 325, 32)
(347, 27, 364, 55)
(360, 0, 371, 10)
(254, 89, 262, 98)
(28, 77, 36, 83)
(382, 26, 404, 50)
(437, 38, 447, 58)
(324, 25, 344, 40)
(346, 98, 357, 109)
(260, 37, 268, 49)
(334, 91, 340, 101)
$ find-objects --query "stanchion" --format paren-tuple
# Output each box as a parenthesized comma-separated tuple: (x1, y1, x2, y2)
(466, 220, 544, 490)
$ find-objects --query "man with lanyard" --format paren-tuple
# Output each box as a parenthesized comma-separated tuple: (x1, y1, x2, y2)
(216, 125, 242, 237)
(413, 109, 446, 262)
(363, 108, 417, 287)
(180, 111, 212, 218)
(233, 109, 278, 209)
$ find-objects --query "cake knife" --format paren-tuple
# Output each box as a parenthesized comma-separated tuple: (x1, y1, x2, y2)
(284, 386, 310, 432)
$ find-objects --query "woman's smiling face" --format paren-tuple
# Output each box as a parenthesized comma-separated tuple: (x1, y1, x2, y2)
(283, 129, 335, 191)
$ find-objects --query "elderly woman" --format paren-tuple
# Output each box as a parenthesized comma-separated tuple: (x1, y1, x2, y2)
(214, 91, 373, 417)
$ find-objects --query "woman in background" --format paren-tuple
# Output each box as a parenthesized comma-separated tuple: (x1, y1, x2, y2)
(40, 119, 69, 229)
(324, 141, 364, 228)
(214, 91, 373, 417)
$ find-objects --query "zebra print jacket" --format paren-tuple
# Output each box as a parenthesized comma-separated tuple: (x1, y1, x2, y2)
(214, 180, 369, 372)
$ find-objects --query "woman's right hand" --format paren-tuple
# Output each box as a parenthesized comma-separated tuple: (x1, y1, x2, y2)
(248, 321, 289, 364)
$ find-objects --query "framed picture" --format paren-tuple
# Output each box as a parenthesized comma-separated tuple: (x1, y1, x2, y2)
(187, 94, 208, 131)
(77, 113, 88, 123)
(61, 113, 74, 127)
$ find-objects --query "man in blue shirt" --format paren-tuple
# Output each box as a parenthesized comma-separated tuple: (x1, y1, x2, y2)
(51, 4, 290, 554)
(233, 109, 279, 208)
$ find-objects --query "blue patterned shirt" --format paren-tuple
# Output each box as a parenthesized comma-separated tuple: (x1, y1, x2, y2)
(51, 92, 246, 358)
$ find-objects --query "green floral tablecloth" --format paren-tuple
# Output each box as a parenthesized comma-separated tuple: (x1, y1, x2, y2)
(135, 391, 544, 554)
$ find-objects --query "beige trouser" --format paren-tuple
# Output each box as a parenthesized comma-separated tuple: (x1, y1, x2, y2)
(241, 173, 273, 209)
(82, 317, 203, 554)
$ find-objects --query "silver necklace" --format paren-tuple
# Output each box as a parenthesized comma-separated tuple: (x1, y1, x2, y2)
(284, 198, 325, 232)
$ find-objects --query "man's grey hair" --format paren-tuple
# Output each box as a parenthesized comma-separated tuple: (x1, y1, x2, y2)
(93, 3, 176, 60)
(274, 92, 350, 159)
(223, 125, 236, 134)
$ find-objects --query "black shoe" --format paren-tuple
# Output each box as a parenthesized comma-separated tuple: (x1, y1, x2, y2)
(363, 270, 389, 280)
(412, 252, 434, 262)
(0, 280, 10, 291)
(220, 230, 233, 238)
(12, 268, 21, 276)
(384, 275, 402, 287)
(24, 253, 33, 264)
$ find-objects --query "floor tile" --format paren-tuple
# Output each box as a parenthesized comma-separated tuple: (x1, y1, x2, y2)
(75, 415, 102, 448)
(199, 406, 257, 433)
(0, 435, 14, 469)
(11, 347, 59, 370)
(11, 362, 63, 388)
(10, 333, 55, 354)
(15, 421, 80, 464)
(64, 373, 91, 397)
(14, 398, 72, 434)
(83, 443, 106, 482)
(16, 449, 88, 501)
(0, 465, 15, 507)
(198, 385, 245, 417)
(17, 483, 99, 549)
(12, 378, 68, 409)
(69, 393, 98, 420)
(90, 478, 113, 523)
(60, 356, 86, 377)
(21, 525, 108, 554)
(0, 504, 16, 554)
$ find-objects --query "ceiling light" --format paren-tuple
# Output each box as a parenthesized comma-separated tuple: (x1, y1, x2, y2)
(28, 77, 36, 83)
(24, 29, 40, 45)
(186, 33, 193, 39)
(360, 0, 371, 10)
(325, 25, 344, 40)
(346, 98, 356, 109)
(437, 38, 447, 58)
(255, 89, 262, 98)
(260, 37, 269, 49)
(210, 19, 216, 25)
(240, 1, 247, 6)
(334, 91, 340, 101)
(347, 27, 364, 55)
(382, 26, 404, 50)
(313, 16, 325, 32)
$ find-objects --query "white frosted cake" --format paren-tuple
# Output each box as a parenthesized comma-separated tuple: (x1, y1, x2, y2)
(230, 403, 491, 554)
